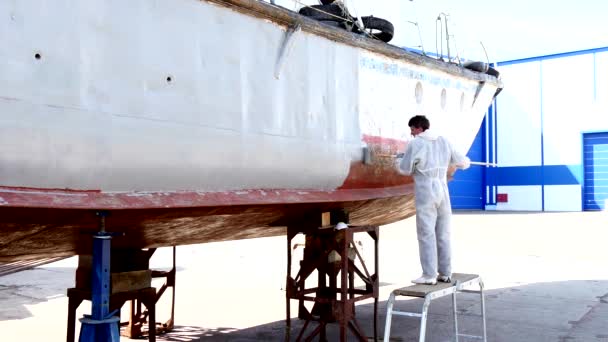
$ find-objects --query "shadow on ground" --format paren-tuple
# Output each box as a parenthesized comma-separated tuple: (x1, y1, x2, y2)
(153, 279, 608, 342)
(0, 265, 185, 322)
(0, 267, 75, 321)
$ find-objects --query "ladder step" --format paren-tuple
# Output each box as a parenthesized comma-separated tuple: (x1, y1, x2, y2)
(391, 311, 422, 318)
(457, 333, 484, 339)
(392, 273, 480, 298)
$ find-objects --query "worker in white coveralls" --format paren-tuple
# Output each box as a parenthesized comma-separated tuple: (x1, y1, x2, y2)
(395, 115, 470, 285)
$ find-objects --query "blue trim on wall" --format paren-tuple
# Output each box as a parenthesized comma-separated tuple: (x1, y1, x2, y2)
(486, 100, 496, 205)
(484, 64, 498, 207)
(498, 46, 608, 66)
(486, 109, 491, 204)
(493, 93, 497, 203)
(539, 61, 545, 211)
(482, 115, 488, 206)
(490, 165, 582, 186)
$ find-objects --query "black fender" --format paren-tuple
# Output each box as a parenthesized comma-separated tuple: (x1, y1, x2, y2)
(486, 66, 500, 78)
(298, 4, 348, 21)
(464, 61, 489, 73)
(361, 16, 394, 43)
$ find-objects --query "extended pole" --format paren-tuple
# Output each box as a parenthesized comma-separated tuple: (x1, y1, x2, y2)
(469, 161, 498, 167)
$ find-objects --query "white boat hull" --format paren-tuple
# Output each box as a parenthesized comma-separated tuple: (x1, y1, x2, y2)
(0, 0, 501, 260)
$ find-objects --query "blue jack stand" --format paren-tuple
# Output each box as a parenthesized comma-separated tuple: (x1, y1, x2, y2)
(78, 211, 120, 342)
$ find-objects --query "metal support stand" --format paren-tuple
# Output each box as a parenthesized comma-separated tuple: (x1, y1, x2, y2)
(286, 223, 379, 342)
(68, 245, 175, 341)
(78, 211, 120, 342)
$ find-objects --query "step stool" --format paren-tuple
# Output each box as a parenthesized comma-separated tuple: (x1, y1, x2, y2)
(383, 273, 486, 342)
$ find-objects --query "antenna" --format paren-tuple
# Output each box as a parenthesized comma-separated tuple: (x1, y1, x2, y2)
(480, 41, 490, 65)
(435, 13, 451, 62)
(450, 27, 462, 65)
(407, 0, 426, 55)
(443, 13, 451, 62)
(435, 15, 443, 60)
(407, 21, 426, 55)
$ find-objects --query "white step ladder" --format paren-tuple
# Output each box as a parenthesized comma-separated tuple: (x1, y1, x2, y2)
(383, 273, 487, 342)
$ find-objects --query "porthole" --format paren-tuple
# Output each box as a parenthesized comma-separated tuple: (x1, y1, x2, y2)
(415, 82, 423, 104)
(460, 92, 465, 111)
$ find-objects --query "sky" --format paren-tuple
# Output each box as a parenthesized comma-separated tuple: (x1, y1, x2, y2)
(276, 0, 608, 62)
(404, 0, 608, 62)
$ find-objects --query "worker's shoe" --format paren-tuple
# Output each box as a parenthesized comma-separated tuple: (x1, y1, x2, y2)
(411, 275, 437, 285)
(437, 274, 452, 283)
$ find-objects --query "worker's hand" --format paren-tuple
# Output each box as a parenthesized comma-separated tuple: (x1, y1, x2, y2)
(447, 169, 456, 181)
(447, 166, 458, 182)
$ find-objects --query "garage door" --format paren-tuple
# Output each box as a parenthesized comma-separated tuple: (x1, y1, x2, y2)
(449, 119, 485, 210)
(583, 132, 608, 210)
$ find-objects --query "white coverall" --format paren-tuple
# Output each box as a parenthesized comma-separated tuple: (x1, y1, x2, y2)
(396, 130, 470, 278)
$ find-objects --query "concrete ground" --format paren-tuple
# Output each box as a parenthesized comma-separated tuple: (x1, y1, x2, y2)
(1, 211, 607, 341)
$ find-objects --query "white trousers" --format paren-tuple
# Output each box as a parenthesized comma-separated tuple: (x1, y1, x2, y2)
(414, 178, 452, 277)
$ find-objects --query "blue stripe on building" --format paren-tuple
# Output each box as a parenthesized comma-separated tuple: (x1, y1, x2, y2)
(488, 165, 582, 186)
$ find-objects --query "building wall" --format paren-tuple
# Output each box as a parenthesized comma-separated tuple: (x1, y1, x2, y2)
(491, 47, 608, 211)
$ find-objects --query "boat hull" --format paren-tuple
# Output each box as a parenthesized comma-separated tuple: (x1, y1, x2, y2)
(0, 0, 501, 261)
(0, 189, 414, 262)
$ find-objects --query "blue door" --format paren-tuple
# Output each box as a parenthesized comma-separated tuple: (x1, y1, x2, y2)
(449, 119, 485, 210)
(583, 132, 608, 210)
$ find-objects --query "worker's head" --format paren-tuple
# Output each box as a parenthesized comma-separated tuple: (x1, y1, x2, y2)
(408, 115, 430, 137)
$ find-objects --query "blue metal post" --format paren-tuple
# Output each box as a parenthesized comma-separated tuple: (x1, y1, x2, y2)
(79, 211, 120, 342)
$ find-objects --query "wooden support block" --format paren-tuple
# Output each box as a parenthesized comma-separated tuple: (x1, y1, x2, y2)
(75, 269, 152, 293)
(111, 270, 152, 294)
(321, 212, 331, 227)
(75, 248, 154, 291)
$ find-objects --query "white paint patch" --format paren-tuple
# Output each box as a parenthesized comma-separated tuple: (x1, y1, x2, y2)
(0, 0, 361, 192)
(123, 192, 157, 198)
